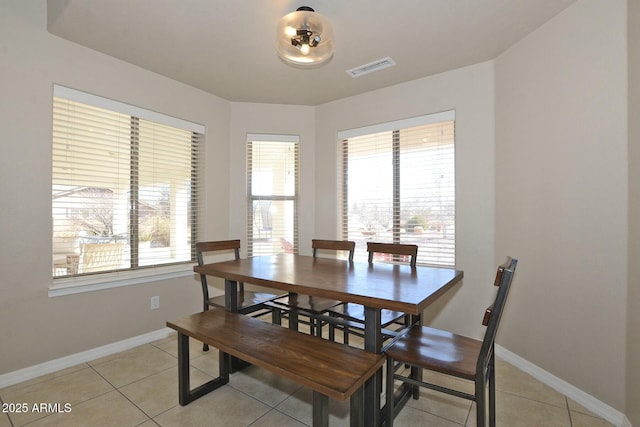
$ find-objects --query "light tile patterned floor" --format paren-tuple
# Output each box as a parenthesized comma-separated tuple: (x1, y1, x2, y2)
(0, 333, 615, 427)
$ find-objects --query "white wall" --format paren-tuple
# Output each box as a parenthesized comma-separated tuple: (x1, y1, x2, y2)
(495, 0, 627, 411)
(0, 1, 230, 373)
(315, 62, 497, 339)
(627, 0, 640, 424)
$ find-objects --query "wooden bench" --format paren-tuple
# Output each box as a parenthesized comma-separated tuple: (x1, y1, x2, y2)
(166, 308, 385, 427)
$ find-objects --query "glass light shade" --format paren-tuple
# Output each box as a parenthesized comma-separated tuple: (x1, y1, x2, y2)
(276, 9, 334, 67)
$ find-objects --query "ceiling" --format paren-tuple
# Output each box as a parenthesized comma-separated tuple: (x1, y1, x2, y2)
(46, 0, 577, 106)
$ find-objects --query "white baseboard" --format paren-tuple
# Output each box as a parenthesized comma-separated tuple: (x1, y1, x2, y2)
(0, 327, 174, 389)
(496, 345, 631, 427)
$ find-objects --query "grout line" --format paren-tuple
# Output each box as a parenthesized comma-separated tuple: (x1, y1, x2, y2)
(136, 418, 160, 427)
(0, 396, 17, 427)
(112, 387, 154, 424)
(463, 403, 471, 427)
(86, 363, 157, 425)
(227, 376, 295, 410)
(3, 368, 116, 427)
(150, 402, 180, 424)
(406, 404, 468, 426)
(275, 407, 312, 427)
(246, 408, 300, 427)
(566, 396, 575, 427)
(499, 388, 569, 411)
(149, 338, 179, 358)
(0, 364, 92, 395)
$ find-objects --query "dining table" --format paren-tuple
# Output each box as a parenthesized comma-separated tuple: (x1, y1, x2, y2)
(194, 253, 463, 426)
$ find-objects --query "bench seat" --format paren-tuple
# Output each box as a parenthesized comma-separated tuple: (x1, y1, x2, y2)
(166, 308, 385, 426)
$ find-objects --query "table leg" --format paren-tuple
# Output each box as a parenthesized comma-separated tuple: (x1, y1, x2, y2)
(224, 279, 247, 372)
(364, 306, 382, 427)
(410, 313, 422, 399)
(288, 293, 299, 331)
(224, 279, 238, 313)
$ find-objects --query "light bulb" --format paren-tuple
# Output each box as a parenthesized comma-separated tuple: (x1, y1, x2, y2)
(285, 26, 297, 37)
(300, 44, 310, 55)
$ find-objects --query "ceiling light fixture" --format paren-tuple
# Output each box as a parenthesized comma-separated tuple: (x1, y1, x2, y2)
(276, 6, 334, 68)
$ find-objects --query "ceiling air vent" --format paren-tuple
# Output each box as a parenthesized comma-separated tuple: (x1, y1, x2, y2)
(346, 57, 396, 78)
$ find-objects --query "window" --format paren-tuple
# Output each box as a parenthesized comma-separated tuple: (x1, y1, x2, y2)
(246, 135, 299, 256)
(339, 112, 455, 266)
(52, 86, 202, 279)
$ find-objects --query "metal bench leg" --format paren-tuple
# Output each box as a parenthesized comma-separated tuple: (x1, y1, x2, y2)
(177, 333, 229, 406)
(312, 391, 329, 427)
(178, 332, 191, 405)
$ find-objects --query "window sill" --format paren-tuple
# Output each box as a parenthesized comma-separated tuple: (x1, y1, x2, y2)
(49, 264, 196, 297)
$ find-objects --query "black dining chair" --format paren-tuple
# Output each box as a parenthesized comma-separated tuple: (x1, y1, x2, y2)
(327, 242, 418, 344)
(384, 257, 518, 427)
(266, 239, 355, 337)
(196, 240, 280, 351)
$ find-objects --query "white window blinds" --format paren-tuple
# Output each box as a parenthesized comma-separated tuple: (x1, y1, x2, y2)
(246, 136, 299, 256)
(52, 86, 202, 277)
(339, 112, 455, 266)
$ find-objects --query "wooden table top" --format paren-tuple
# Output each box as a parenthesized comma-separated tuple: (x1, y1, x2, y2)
(194, 254, 463, 315)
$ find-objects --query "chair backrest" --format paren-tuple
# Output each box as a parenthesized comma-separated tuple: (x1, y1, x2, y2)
(366, 242, 418, 267)
(196, 240, 241, 266)
(312, 239, 356, 262)
(477, 256, 518, 373)
(80, 242, 125, 273)
(196, 240, 242, 290)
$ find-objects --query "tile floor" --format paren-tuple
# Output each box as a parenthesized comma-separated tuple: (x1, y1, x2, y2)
(0, 331, 616, 427)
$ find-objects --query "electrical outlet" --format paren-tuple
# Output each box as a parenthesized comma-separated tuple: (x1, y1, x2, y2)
(150, 296, 160, 310)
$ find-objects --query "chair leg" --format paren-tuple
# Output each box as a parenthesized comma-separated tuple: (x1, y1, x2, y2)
(201, 280, 210, 351)
(315, 318, 324, 337)
(476, 375, 486, 427)
(385, 356, 395, 427)
(271, 307, 283, 325)
(488, 355, 496, 427)
(202, 301, 209, 352)
(309, 316, 316, 336)
(410, 366, 421, 399)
